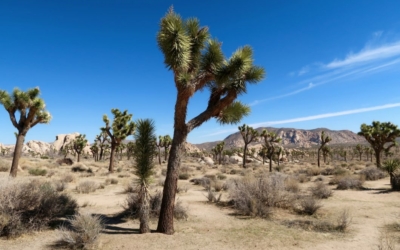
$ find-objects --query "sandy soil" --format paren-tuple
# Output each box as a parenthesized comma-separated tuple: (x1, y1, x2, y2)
(0, 157, 399, 250)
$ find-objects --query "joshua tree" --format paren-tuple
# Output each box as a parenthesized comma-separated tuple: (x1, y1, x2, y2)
(215, 141, 225, 165)
(101, 109, 135, 173)
(61, 143, 73, 159)
(155, 136, 164, 165)
(260, 129, 282, 172)
(239, 124, 259, 168)
(132, 119, 157, 233)
(276, 147, 283, 167)
(95, 131, 110, 161)
(90, 144, 99, 161)
(71, 134, 88, 162)
(358, 121, 400, 168)
(258, 147, 268, 165)
(321, 145, 331, 164)
(116, 143, 126, 160)
(126, 141, 135, 160)
(382, 159, 400, 190)
(317, 131, 332, 167)
(162, 135, 172, 161)
(354, 144, 363, 161)
(0, 87, 51, 177)
(156, 8, 265, 234)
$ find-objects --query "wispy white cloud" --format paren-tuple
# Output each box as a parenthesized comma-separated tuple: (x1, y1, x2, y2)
(250, 83, 315, 106)
(251, 34, 400, 107)
(325, 41, 400, 69)
(204, 103, 400, 137)
(250, 103, 400, 127)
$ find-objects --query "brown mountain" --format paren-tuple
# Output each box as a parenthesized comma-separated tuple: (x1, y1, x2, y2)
(194, 127, 366, 151)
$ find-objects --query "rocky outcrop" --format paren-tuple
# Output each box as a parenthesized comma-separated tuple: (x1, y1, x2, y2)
(195, 127, 366, 150)
(53, 133, 91, 154)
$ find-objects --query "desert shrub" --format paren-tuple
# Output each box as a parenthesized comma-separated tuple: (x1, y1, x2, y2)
(321, 168, 334, 176)
(104, 178, 119, 185)
(29, 168, 47, 176)
(333, 167, 349, 176)
(118, 174, 130, 178)
(76, 181, 98, 194)
(336, 209, 352, 232)
(190, 177, 211, 188)
(80, 172, 95, 178)
(212, 180, 224, 192)
(217, 173, 227, 180)
(296, 174, 310, 183)
(229, 169, 238, 175)
(124, 183, 136, 193)
(204, 189, 222, 203)
(71, 164, 88, 172)
(285, 177, 300, 193)
(174, 200, 189, 220)
(296, 196, 322, 215)
(177, 184, 189, 193)
(311, 182, 332, 199)
(55, 213, 104, 249)
(360, 167, 387, 181)
(227, 174, 293, 218)
(178, 172, 190, 180)
(0, 180, 78, 238)
(0, 160, 9, 172)
(306, 167, 321, 176)
(336, 176, 364, 190)
(53, 181, 68, 192)
(61, 174, 75, 183)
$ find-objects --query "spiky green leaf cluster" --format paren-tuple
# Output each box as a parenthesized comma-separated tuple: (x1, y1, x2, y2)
(217, 101, 250, 125)
(101, 109, 135, 143)
(72, 134, 88, 154)
(133, 119, 157, 186)
(0, 87, 51, 134)
(358, 121, 400, 150)
(238, 124, 259, 143)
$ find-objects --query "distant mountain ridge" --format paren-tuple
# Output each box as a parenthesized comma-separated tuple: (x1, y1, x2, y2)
(194, 127, 366, 151)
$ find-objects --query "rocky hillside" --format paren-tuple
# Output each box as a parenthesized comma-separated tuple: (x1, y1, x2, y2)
(195, 127, 366, 151)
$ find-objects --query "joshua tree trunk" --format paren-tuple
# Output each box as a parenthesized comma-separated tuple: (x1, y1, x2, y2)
(158, 148, 161, 165)
(77, 153, 81, 162)
(242, 144, 248, 168)
(374, 149, 381, 168)
(317, 148, 321, 167)
(269, 156, 273, 172)
(99, 148, 104, 160)
(10, 133, 25, 177)
(139, 185, 150, 233)
(109, 144, 116, 172)
(157, 128, 187, 234)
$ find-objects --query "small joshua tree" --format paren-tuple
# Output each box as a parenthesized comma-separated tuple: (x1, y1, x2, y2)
(239, 124, 259, 168)
(354, 144, 363, 161)
(215, 141, 225, 165)
(260, 129, 282, 172)
(358, 121, 400, 168)
(155, 136, 164, 165)
(0, 87, 51, 177)
(72, 134, 88, 162)
(317, 131, 332, 167)
(321, 145, 331, 164)
(90, 144, 99, 161)
(162, 135, 172, 161)
(95, 131, 110, 161)
(126, 142, 135, 160)
(101, 109, 135, 172)
(132, 119, 157, 233)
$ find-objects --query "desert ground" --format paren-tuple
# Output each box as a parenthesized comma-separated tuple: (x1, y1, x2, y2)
(0, 154, 399, 250)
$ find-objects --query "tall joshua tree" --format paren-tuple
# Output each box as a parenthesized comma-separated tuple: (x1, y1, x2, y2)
(358, 121, 400, 168)
(260, 129, 282, 172)
(95, 131, 110, 161)
(126, 141, 135, 160)
(317, 131, 332, 167)
(72, 134, 88, 162)
(0, 87, 51, 177)
(354, 144, 363, 161)
(157, 9, 265, 234)
(215, 141, 225, 165)
(239, 124, 259, 168)
(101, 109, 135, 172)
(132, 119, 157, 233)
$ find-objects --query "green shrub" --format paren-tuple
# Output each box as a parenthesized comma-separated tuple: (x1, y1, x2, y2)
(28, 168, 47, 176)
(178, 172, 190, 180)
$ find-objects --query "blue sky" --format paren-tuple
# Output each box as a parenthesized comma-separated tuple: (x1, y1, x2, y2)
(1, 0, 400, 145)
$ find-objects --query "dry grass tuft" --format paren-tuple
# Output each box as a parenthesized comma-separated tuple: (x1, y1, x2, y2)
(76, 181, 98, 194)
(360, 167, 387, 181)
(311, 182, 333, 199)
